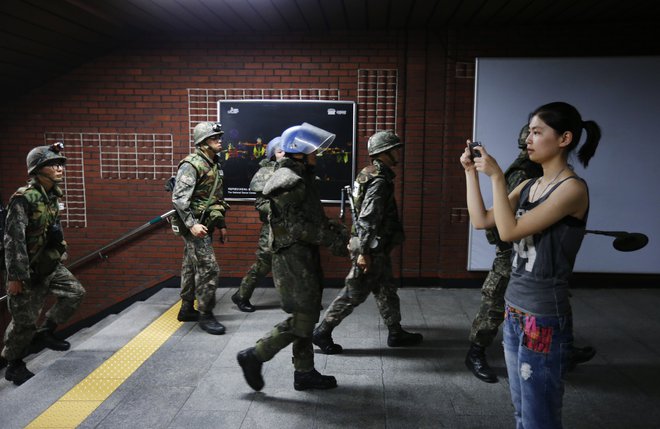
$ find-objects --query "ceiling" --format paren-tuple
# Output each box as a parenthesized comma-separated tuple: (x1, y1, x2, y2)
(2, 0, 659, 100)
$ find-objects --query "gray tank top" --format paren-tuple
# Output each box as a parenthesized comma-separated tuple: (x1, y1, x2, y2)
(504, 176, 588, 317)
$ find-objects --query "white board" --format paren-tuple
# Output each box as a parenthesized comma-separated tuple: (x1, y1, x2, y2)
(470, 56, 660, 274)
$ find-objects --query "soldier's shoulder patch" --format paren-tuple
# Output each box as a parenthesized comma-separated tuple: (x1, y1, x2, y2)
(263, 167, 302, 196)
(179, 173, 196, 187)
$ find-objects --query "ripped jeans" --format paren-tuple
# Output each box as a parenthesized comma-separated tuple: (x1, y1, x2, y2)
(503, 305, 573, 429)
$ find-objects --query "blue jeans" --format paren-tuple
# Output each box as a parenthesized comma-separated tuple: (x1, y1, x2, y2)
(503, 305, 573, 429)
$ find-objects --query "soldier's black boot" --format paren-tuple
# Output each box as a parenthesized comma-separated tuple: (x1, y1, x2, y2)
(568, 345, 596, 371)
(237, 347, 264, 391)
(465, 343, 498, 383)
(177, 300, 200, 322)
(294, 368, 338, 391)
(5, 359, 35, 386)
(231, 292, 256, 313)
(387, 324, 423, 347)
(312, 321, 343, 354)
(33, 320, 70, 351)
(198, 312, 226, 335)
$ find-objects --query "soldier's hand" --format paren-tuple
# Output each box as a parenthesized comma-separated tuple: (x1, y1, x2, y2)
(7, 280, 23, 295)
(190, 223, 208, 238)
(357, 254, 371, 273)
(219, 227, 228, 244)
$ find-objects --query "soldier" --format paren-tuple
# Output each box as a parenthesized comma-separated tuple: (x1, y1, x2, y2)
(237, 123, 349, 391)
(312, 130, 423, 355)
(465, 125, 543, 383)
(231, 137, 285, 312)
(2, 143, 86, 385)
(465, 125, 597, 383)
(172, 122, 229, 335)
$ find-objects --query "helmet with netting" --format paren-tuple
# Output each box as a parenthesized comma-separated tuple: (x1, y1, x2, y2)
(518, 124, 530, 149)
(26, 142, 67, 175)
(367, 131, 403, 156)
(193, 122, 224, 146)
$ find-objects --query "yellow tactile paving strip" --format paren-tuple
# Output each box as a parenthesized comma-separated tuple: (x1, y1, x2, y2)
(26, 301, 184, 428)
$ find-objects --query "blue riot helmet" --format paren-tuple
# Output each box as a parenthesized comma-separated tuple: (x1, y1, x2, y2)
(266, 136, 282, 160)
(281, 122, 336, 154)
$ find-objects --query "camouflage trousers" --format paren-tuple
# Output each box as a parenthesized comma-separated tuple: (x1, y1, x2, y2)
(2, 263, 85, 361)
(180, 234, 220, 313)
(321, 252, 401, 329)
(468, 247, 512, 348)
(238, 223, 272, 300)
(254, 243, 322, 372)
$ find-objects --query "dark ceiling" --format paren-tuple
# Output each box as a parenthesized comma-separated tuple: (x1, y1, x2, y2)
(2, 0, 660, 100)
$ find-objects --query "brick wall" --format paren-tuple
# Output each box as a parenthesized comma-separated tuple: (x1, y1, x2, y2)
(1, 25, 659, 328)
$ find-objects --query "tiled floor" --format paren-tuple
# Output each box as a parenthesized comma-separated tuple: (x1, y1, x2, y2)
(1, 286, 659, 428)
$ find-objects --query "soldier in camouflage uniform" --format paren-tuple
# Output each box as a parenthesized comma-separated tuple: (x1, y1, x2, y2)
(231, 137, 285, 312)
(464, 125, 598, 382)
(172, 122, 228, 335)
(2, 143, 86, 385)
(313, 131, 423, 355)
(237, 123, 349, 391)
(464, 125, 542, 383)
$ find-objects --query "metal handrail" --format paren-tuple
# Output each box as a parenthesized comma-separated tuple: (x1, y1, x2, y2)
(1, 209, 176, 303)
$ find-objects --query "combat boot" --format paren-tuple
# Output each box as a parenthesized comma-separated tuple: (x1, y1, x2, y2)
(5, 359, 35, 386)
(33, 320, 70, 351)
(231, 292, 256, 313)
(568, 345, 596, 371)
(312, 321, 343, 354)
(177, 300, 200, 322)
(387, 324, 423, 347)
(294, 368, 337, 391)
(198, 312, 226, 335)
(465, 343, 498, 383)
(237, 347, 264, 391)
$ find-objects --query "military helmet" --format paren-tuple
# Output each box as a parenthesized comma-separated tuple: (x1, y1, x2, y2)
(193, 122, 224, 146)
(518, 124, 530, 149)
(281, 122, 336, 154)
(26, 142, 67, 175)
(367, 130, 403, 156)
(266, 136, 282, 160)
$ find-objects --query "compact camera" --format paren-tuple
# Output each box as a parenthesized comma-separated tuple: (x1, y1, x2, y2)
(469, 141, 483, 160)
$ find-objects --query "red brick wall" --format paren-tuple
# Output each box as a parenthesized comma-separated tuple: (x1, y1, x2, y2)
(1, 25, 659, 327)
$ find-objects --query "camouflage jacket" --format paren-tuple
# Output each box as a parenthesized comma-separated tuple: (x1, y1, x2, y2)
(250, 158, 276, 224)
(3, 179, 66, 282)
(172, 149, 227, 230)
(264, 158, 339, 253)
(351, 158, 404, 255)
(485, 150, 543, 247)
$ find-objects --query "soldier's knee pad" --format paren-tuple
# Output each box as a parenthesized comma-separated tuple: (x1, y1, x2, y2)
(291, 313, 318, 338)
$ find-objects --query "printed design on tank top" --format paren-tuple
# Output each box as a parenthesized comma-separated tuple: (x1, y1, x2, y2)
(512, 207, 536, 272)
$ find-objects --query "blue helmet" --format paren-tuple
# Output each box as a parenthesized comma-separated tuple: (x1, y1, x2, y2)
(280, 122, 336, 154)
(266, 136, 282, 160)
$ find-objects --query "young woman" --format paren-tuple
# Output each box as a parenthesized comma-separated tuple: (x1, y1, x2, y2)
(461, 102, 601, 428)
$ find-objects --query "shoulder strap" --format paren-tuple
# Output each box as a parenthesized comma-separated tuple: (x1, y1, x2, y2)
(199, 164, 220, 224)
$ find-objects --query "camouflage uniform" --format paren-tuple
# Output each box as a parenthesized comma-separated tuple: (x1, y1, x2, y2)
(321, 158, 406, 329)
(468, 150, 542, 347)
(2, 179, 85, 361)
(237, 159, 276, 301)
(172, 149, 227, 313)
(253, 157, 346, 371)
